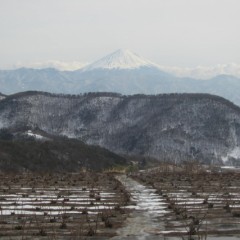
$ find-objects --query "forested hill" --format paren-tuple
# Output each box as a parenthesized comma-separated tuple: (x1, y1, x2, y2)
(0, 134, 127, 172)
(0, 91, 240, 165)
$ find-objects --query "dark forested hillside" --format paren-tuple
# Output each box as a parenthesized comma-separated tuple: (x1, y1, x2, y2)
(0, 134, 127, 172)
(0, 91, 240, 165)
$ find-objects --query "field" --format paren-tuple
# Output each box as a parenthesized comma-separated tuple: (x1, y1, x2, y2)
(132, 164, 240, 239)
(1, 165, 240, 239)
(0, 172, 130, 239)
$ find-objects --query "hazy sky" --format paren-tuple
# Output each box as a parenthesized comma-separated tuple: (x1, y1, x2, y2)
(0, 0, 240, 68)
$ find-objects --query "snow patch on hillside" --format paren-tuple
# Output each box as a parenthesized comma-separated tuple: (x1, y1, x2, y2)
(26, 130, 45, 140)
(222, 146, 240, 162)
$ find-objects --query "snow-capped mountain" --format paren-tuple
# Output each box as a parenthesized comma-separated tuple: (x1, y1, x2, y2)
(0, 49, 240, 106)
(83, 49, 159, 71)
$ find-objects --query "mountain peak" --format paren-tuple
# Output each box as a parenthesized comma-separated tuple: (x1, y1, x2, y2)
(83, 49, 159, 71)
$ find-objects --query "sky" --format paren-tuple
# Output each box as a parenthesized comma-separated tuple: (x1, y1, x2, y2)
(0, 0, 240, 73)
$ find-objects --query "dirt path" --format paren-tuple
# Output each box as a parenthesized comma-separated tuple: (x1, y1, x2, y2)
(111, 174, 169, 240)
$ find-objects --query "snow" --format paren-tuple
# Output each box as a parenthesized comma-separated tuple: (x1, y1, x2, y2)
(83, 49, 159, 71)
(26, 130, 44, 139)
(221, 146, 240, 163)
(0, 209, 98, 216)
(116, 175, 168, 215)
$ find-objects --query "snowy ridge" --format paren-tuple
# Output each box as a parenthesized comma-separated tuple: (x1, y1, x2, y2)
(25, 130, 49, 140)
(83, 49, 159, 71)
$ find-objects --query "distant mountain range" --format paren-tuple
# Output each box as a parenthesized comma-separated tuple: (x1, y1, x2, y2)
(0, 49, 240, 105)
(1, 91, 240, 165)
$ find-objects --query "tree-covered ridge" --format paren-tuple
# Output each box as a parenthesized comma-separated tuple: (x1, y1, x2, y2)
(1, 91, 240, 165)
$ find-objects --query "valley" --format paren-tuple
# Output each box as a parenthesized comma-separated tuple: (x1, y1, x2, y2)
(1, 60, 240, 240)
(1, 0, 239, 238)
